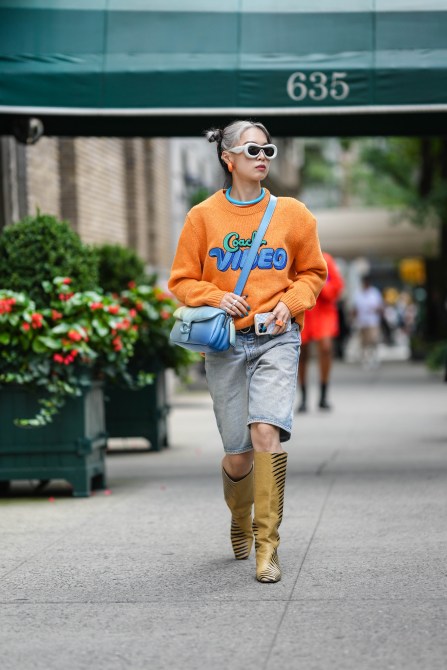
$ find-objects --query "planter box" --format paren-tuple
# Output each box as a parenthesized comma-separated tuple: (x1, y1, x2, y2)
(0, 383, 107, 497)
(105, 370, 169, 451)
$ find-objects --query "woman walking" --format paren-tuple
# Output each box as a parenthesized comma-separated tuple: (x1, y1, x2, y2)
(168, 120, 327, 583)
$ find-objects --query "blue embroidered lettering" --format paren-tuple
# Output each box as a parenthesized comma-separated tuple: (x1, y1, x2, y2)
(209, 248, 233, 271)
(257, 248, 274, 270)
(231, 250, 242, 270)
(273, 248, 287, 270)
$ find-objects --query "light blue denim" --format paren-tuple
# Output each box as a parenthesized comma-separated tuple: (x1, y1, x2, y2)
(205, 324, 301, 454)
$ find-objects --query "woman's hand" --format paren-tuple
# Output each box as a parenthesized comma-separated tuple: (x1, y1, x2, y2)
(263, 301, 292, 335)
(219, 293, 250, 319)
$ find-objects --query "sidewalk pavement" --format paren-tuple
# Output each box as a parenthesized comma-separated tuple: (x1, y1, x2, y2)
(1, 362, 446, 670)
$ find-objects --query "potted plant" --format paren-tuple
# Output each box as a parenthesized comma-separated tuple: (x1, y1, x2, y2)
(0, 211, 148, 496)
(0, 276, 143, 496)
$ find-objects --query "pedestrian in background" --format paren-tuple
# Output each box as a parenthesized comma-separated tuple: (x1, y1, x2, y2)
(297, 252, 344, 412)
(352, 274, 384, 369)
(168, 120, 327, 583)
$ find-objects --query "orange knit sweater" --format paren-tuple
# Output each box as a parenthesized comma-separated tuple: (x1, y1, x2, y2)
(168, 189, 328, 331)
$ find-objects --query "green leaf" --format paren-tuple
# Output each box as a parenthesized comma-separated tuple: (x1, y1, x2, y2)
(91, 318, 108, 337)
(52, 323, 70, 335)
(36, 336, 60, 350)
(31, 338, 48, 354)
(0, 332, 10, 345)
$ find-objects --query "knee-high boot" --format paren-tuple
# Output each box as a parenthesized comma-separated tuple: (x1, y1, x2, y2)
(222, 466, 254, 560)
(253, 451, 288, 583)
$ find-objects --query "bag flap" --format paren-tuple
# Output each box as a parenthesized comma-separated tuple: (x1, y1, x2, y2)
(173, 306, 226, 324)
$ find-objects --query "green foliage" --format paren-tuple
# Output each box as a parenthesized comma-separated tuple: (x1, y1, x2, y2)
(301, 144, 335, 187)
(0, 212, 98, 305)
(96, 244, 150, 294)
(354, 138, 447, 225)
(0, 278, 140, 426)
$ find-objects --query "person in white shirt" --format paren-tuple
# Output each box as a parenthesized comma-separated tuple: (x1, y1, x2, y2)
(352, 275, 384, 368)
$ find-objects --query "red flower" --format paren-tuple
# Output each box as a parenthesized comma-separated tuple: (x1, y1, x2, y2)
(71, 349, 79, 358)
(112, 336, 123, 351)
(51, 310, 63, 320)
(53, 353, 64, 364)
(132, 325, 138, 331)
(115, 318, 131, 331)
(135, 301, 143, 312)
(21, 322, 30, 332)
(160, 310, 171, 320)
(90, 302, 104, 311)
(0, 297, 16, 313)
(62, 277, 72, 284)
(68, 330, 82, 342)
(127, 280, 137, 289)
(129, 308, 137, 318)
(31, 312, 44, 329)
(108, 305, 120, 315)
(59, 292, 74, 302)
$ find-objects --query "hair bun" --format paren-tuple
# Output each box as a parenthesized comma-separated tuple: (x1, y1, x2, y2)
(205, 128, 223, 144)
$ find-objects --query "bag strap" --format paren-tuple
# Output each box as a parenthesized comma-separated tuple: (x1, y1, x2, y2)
(234, 195, 277, 296)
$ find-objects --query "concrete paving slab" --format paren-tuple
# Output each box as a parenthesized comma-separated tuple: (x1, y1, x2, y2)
(271, 600, 447, 670)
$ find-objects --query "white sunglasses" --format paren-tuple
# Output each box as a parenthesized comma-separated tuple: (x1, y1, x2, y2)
(228, 142, 278, 160)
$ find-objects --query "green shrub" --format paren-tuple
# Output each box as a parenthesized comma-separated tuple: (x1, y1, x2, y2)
(0, 212, 98, 305)
(96, 244, 150, 294)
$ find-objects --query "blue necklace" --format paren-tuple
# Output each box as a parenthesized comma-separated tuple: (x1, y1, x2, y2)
(226, 187, 265, 206)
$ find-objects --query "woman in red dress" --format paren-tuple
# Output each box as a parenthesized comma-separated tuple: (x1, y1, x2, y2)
(297, 252, 344, 412)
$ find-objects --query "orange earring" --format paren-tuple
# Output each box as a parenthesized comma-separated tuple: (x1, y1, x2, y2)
(228, 162, 234, 173)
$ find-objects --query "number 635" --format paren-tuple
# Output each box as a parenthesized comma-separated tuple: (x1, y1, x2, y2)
(287, 72, 350, 102)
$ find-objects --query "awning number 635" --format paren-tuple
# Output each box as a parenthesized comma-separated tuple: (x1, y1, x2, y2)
(287, 72, 350, 102)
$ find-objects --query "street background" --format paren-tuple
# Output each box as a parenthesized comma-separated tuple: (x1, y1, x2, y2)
(1, 360, 446, 670)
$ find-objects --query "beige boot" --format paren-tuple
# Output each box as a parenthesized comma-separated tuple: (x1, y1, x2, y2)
(222, 466, 254, 560)
(253, 451, 287, 583)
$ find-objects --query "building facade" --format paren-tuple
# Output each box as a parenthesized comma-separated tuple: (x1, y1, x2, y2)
(0, 135, 173, 280)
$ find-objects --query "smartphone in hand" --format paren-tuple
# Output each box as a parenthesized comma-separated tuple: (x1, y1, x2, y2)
(254, 312, 292, 335)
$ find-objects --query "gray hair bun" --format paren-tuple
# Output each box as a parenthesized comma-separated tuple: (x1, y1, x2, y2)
(205, 128, 223, 144)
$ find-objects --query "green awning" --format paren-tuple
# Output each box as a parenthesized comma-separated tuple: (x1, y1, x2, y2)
(1, 0, 447, 136)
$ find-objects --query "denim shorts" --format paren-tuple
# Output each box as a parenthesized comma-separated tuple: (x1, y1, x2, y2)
(205, 324, 301, 454)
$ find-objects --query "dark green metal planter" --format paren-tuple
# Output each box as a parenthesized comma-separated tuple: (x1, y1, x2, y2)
(0, 383, 107, 497)
(105, 370, 169, 451)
